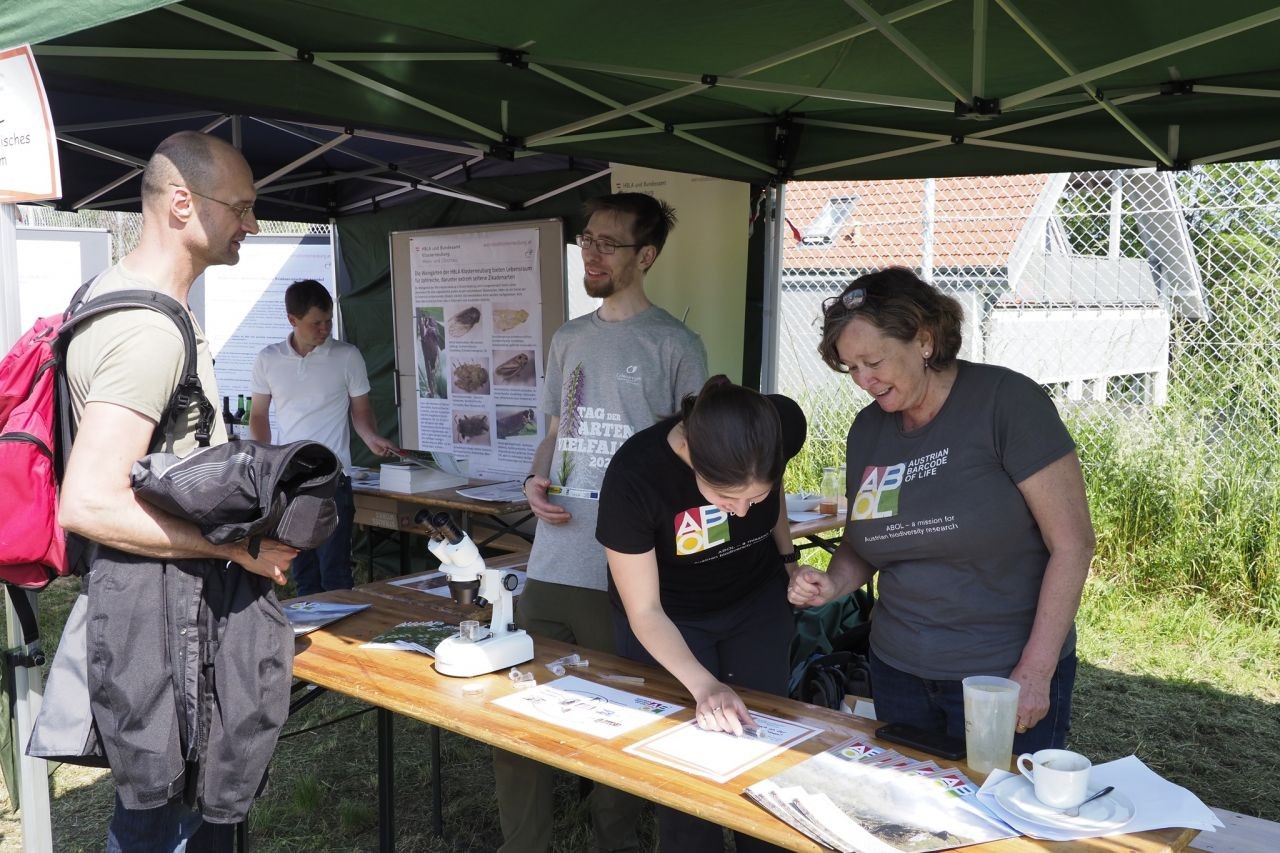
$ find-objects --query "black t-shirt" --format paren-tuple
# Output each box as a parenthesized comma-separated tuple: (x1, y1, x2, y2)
(596, 395, 807, 619)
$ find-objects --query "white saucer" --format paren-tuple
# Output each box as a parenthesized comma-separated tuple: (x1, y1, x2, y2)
(993, 776, 1136, 831)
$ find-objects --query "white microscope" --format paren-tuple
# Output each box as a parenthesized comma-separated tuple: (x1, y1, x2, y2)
(414, 510, 534, 677)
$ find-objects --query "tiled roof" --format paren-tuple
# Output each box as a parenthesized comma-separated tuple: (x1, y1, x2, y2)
(784, 174, 1051, 271)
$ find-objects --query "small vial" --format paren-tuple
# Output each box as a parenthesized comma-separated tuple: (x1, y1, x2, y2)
(509, 667, 525, 681)
(567, 658, 589, 668)
(462, 682, 485, 695)
(512, 676, 537, 690)
(545, 663, 566, 676)
(601, 674, 645, 685)
(459, 620, 481, 642)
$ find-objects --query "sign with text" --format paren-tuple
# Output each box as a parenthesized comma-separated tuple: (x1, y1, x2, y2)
(0, 44, 61, 203)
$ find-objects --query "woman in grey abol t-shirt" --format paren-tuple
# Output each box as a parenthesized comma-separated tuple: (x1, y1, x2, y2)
(788, 267, 1095, 753)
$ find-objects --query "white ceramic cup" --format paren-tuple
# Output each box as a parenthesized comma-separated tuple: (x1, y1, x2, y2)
(1017, 748, 1092, 808)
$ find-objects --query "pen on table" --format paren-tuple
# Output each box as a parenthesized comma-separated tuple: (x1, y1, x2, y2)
(600, 674, 645, 685)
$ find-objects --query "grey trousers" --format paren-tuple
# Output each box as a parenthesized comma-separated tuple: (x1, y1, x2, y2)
(492, 578, 643, 853)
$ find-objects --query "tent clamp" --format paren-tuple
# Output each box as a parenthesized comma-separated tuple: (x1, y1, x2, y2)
(296, 48, 315, 64)
(500, 49, 527, 70)
(491, 135, 524, 160)
(1161, 80, 1195, 96)
(664, 123, 675, 134)
(1156, 158, 1191, 171)
(701, 74, 719, 87)
(954, 96, 1001, 118)
(5, 646, 46, 670)
(950, 134, 965, 145)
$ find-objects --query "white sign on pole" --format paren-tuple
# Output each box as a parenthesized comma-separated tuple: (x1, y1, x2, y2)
(408, 228, 544, 479)
(15, 227, 111, 327)
(0, 44, 61, 203)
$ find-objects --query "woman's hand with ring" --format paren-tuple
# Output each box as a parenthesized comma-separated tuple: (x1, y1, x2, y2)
(692, 681, 751, 736)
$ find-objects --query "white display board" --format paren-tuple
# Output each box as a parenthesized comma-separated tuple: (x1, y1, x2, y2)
(14, 226, 111, 327)
(390, 220, 566, 481)
(194, 234, 335, 428)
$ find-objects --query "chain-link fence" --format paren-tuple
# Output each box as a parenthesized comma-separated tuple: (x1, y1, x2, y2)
(16, 206, 329, 263)
(778, 163, 1280, 470)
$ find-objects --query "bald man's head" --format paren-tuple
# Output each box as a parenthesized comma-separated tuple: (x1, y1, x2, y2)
(140, 131, 246, 208)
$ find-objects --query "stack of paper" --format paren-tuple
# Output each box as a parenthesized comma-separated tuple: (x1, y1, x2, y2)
(379, 463, 467, 493)
(745, 737, 1015, 853)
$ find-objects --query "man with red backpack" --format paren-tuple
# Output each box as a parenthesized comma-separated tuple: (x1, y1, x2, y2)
(32, 131, 297, 851)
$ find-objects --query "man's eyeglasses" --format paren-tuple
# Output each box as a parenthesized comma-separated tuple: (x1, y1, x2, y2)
(170, 183, 256, 221)
(575, 234, 638, 255)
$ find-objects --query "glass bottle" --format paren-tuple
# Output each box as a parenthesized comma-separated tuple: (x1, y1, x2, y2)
(222, 396, 239, 441)
(819, 466, 839, 515)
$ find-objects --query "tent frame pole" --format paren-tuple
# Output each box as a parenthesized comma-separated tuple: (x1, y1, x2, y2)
(759, 183, 785, 394)
(527, 64, 775, 173)
(165, 5, 504, 143)
(999, 4, 1280, 109)
(994, 0, 1172, 166)
(843, 0, 968, 101)
(527, 0, 954, 144)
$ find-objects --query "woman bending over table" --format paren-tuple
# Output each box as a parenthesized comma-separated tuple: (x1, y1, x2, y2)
(788, 266, 1095, 752)
(597, 375, 807, 853)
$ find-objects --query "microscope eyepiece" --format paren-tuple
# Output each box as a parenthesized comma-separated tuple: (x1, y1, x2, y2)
(430, 512, 465, 544)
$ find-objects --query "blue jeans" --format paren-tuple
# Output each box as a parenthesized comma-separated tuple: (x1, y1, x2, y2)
(106, 793, 233, 853)
(868, 647, 1077, 753)
(292, 475, 354, 596)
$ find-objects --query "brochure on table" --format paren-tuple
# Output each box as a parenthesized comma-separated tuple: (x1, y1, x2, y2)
(362, 620, 458, 656)
(491, 675, 682, 740)
(283, 601, 370, 636)
(746, 736, 1015, 853)
(409, 228, 545, 480)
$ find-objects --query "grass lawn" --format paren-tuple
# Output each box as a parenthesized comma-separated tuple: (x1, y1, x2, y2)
(2, 576, 1277, 851)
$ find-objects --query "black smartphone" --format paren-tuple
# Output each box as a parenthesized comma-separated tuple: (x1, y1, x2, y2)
(874, 722, 966, 761)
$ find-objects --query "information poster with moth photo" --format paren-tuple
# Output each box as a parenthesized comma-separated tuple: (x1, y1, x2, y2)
(408, 228, 544, 479)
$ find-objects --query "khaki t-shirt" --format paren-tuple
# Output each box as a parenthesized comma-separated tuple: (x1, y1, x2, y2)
(65, 264, 225, 458)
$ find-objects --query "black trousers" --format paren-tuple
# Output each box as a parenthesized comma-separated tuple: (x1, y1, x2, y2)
(613, 571, 792, 853)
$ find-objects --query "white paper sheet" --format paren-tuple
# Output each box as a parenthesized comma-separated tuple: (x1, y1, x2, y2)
(456, 480, 527, 502)
(490, 675, 682, 740)
(388, 567, 528, 598)
(623, 712, 821, 783)
(976, 755, 1224, 841)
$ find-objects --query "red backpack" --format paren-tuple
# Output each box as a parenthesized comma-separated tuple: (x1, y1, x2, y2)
(0, 281, 214, 644)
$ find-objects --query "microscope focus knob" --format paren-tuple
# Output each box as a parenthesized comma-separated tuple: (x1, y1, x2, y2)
(503, 573, 519, 592)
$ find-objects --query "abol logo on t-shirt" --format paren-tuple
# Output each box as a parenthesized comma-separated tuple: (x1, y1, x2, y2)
(673, 505, 730, 555)
(852, 464, 905, 520)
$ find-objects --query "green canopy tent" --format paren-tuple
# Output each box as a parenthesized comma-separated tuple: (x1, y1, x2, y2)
(6, 0, 1280, 847)
(9, 0, 1280, 183)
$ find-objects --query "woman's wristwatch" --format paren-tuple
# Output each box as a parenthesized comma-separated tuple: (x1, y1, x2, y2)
(780, 549, 801, 565)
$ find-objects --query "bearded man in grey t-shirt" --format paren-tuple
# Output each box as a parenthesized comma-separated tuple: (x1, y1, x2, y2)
(492, 193, 707, 853)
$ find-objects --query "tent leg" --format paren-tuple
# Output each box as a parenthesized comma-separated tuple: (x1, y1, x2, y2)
(4, 589, 54, 853)
(759, 183, 786, 394)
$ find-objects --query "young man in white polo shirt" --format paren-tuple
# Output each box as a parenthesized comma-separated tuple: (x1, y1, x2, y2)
(249, 279, 398, 594)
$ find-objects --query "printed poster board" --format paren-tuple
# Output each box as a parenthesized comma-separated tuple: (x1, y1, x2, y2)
(390, 220, 566, 480)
